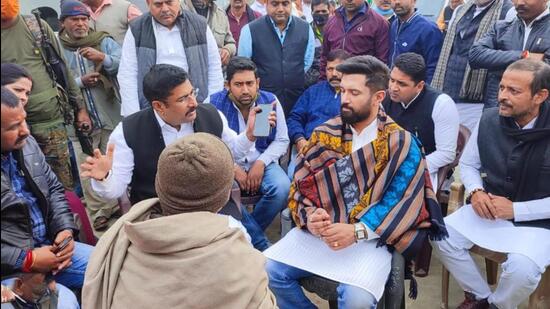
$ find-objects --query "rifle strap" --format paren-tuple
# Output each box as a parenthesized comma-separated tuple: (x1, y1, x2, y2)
(22, 15, 44, 44)
(22, 15, 76, 124)
(22, 15, 59, 88)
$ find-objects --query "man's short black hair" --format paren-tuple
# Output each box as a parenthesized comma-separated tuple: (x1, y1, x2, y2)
(226, 57, 258, 82)
(327, 49, 351, 63)
(393, 53, 426, 84)
(1, 63, 32, 87)
(311, 0, 330, 9)
(143, 64, 189, 103)
(336, 55, 390, 92)
(506, 59, 550, 96)
(1, 86, 20, 108)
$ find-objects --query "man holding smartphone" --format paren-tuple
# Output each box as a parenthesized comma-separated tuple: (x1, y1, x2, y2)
(81, 64, 276, 251)
(211, 57, 290, 232)
(1, 87, 93, 309)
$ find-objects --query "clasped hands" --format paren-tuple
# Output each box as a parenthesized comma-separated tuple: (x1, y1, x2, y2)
(471, 191, 514, 220)
(306, 208, 355, 251)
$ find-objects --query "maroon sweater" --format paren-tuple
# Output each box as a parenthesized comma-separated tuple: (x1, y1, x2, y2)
(320, 3, 389, 79)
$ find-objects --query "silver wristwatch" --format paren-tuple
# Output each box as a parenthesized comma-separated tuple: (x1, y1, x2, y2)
(354, 223, 367, 242)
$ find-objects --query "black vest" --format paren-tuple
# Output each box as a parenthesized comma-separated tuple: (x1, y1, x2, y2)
(122, 104, 223, 204)
(478, 108, 550, 229)
(383, 86, 439, 155)
(249, 16, 309, 116)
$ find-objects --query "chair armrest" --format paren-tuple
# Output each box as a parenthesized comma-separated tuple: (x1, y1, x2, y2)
(447, 182, 465, 215)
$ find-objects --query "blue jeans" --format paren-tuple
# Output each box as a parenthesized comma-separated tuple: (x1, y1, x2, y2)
(53, 241, 93, 289)
(252, 163, 290, 231)
(266, 259, 377, 309)
(240, 208, 271, 251)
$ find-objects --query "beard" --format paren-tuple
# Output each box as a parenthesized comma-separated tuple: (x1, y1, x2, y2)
(341, 97, 374, 125)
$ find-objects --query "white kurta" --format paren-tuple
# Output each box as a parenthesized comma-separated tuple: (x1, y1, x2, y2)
(445, 203, 550, 271)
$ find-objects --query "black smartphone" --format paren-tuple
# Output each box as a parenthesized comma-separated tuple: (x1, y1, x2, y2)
(54, 236, 73, 253)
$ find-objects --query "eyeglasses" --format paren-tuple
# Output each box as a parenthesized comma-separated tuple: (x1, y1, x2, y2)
(175, 88, 198, 105)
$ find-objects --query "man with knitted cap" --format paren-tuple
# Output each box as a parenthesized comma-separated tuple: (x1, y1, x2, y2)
(59, 0, 123, 232)
(83, 133, 277, 309)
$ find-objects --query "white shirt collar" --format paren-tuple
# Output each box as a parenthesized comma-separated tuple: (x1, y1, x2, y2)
(153, 109, 192, 132)
(516, 116, 538, 129)
(399, 90, 422, 110)
(350, 118, 378, 152)
(152, 16, 179, 33)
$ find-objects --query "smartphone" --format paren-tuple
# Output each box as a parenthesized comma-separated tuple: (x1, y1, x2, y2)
(54, 236, 73, 254)
(253, 104, 272, 137)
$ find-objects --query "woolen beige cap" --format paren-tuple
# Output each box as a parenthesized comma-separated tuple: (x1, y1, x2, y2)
(155, 133, 235, 215)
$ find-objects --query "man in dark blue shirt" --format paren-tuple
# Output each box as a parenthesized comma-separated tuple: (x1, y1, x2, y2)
(287, 49, 351, 176)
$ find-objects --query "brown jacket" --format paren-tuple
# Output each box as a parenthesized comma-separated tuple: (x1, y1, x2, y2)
(83, 198, 277, 309)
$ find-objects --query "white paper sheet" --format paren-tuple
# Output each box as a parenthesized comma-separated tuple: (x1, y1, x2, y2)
(264, 228, 392, 300)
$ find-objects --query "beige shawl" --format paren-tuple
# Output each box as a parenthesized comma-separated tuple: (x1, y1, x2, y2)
(82, 198, 277, 309)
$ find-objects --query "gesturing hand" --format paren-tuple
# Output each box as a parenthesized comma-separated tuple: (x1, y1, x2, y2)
(80, 144, 115, 180)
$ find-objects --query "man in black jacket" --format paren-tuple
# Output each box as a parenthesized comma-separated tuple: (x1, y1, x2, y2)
(1, 87, 93, 308)
(469, 0, 549, 107)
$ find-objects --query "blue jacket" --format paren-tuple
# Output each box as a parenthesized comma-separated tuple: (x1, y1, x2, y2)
(389, 11, 443, 83)
(287, 81, 341, 143)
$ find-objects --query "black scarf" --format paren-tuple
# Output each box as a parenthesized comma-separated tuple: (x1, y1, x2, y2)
(500, 102, 550, 202)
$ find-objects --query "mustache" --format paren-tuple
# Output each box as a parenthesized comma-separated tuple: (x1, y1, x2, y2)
(329, 77, 341, 82)
(160, 12, 175, 18)
(515, 5, 527, 12)
(499, 100, 513, 108)
(15, 134, 28, 145)
(186, 107, 196, 115)
(341, 104, 353, 111)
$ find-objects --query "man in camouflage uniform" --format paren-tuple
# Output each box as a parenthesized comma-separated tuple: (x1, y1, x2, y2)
(1, 0, 92, 190)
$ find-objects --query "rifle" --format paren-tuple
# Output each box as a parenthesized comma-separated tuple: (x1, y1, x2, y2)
(29, 10, 94, 156)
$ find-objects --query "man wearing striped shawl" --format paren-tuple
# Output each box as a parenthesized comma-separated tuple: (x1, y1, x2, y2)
(264, 56, 447, 309)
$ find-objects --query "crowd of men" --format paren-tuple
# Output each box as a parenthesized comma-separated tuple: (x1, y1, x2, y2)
(1, 0, 549, 308)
